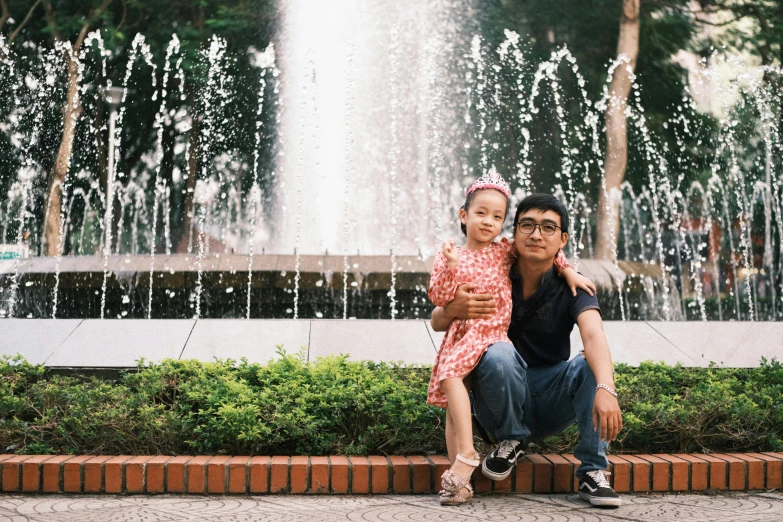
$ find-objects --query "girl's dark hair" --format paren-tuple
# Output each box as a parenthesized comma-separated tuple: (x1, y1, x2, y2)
(460, 189, 508, 236)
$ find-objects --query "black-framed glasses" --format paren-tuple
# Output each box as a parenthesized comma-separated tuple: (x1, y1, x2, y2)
(516, 221, 561, 236)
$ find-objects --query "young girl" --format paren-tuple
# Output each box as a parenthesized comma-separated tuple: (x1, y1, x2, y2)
(428, 171, 594, 505)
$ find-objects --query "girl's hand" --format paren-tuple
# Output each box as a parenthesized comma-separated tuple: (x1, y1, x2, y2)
(562, 268, 597, 297)
(441, 240, 458, 268)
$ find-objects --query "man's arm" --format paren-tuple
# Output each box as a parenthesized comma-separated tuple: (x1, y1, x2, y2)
(576, 309, 622, 443)
(429, 283, 497, 332)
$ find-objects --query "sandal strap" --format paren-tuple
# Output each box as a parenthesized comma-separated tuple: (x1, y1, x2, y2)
(455, 453, 480, 467)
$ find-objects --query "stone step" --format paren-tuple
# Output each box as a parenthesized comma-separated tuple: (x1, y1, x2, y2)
(1, 319, 781, 369)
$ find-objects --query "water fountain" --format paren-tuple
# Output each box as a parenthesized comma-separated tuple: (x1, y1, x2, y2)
(0, 7, 781, 323)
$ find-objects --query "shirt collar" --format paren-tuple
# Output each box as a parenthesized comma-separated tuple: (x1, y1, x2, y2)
(509, 263, 557, 302)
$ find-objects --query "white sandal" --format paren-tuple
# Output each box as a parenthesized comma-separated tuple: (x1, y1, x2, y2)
(439, 453, 480, 506)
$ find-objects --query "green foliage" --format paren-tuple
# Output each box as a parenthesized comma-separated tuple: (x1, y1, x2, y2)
(0, 349, 444, 456)
(1, 353, 781, 456)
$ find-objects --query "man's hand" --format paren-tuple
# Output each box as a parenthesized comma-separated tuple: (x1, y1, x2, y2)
(592, 389, 622, 442)
(444, 283, 496, 321)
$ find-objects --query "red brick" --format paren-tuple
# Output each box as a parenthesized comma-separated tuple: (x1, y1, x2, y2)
(41, 455, 71, 493)
(428, 455, 450, 494)
(527, 454, 552, 493)
(369, 456, 389, 493)
(186, 456, 211, 494)
(270, 456, 289, 493)
(248, 456, 270, 494)
(0, 455, 13, 490)
(207, 456, 231, 494)
(329, 456, 349, 494)
(494, 474, 513, 492)
(2, 455, 31, 492)
(165, 456, 192, 493)
(514, 456, 533, 492)
(617, 455, 650, 492)
(473, 460, 492, 494)
(607, 455, 630, 493)
(83, 456, 111, 493)
(637, 455, 670, 492)
(752, 453, 783, 490)
(544, 454, 572, 493)
(145, 456, 170, 493)
(409, 456, 430, 494)
(62, 456, 90, 493)
(21, 455, 51, 492)
(348, 456, 370, 494)
(677, 454, 709, 491)
(561, 454, 581, 493)
(308, 457, 329, 494)
(698, 454, 727, 490)
(388, 456, 410, 493)
(227, 456, 249, 494)
(655, 454, 689, 492)
(728, 454, 764, 490)
(125, 456, 152, 494)
(712, 454, 746, 490)
(104, 456, 131, 493)
(290, 456, 309, 494)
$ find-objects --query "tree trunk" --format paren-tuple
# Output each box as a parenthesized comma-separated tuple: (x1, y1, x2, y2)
(594, 0, 640, 260)
(44, 55, 83, 256)
(175, 116, 199, 253)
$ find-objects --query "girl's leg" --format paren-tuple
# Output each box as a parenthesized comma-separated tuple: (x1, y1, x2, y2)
(445, 406, 458, 465)
(441, 376, 476, 478)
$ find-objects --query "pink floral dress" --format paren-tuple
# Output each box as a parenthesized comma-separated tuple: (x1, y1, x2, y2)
(427, 238, 569, 408)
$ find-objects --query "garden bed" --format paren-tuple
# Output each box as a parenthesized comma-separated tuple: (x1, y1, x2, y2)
(1, 351, 780, 456)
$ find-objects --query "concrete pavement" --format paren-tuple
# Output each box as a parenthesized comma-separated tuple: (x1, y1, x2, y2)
(0, 492, 781, 521)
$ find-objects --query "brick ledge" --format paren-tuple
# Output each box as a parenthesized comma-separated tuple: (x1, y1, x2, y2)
(1, 453, 781, 495)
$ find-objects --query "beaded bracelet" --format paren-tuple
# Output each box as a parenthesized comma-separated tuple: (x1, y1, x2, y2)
(596, 383, 618, 398)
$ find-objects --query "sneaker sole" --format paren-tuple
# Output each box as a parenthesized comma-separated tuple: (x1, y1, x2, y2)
(578, 492, 622, 508)
(481, 459, 514, 481)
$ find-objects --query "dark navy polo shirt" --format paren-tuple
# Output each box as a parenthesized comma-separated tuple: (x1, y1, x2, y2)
(508, 265, 601, 367)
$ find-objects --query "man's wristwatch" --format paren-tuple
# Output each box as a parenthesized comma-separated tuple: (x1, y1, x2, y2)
(596, 384, 618, 398)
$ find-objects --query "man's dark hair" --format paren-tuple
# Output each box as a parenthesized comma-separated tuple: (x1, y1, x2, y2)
(514, 193, 569, 235)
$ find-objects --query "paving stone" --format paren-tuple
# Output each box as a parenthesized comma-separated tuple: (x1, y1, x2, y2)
(47, 320, 193, 367)
(0, 492, 780, 521)
(309, 320, 435, 364)
(0, 319, 82, 365)
(182, 319, 310, 363)
(570, 321, 697, 366)
(646, 321, 783, 367)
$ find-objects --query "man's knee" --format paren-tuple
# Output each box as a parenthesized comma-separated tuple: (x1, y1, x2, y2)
(476, 342, 526, 382)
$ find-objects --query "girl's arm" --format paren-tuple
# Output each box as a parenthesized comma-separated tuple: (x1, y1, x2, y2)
(428, 246, 461, 307)
(554, 250, 597, 297)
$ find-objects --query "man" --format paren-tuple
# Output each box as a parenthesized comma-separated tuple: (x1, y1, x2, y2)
(430, 193, 623, 508)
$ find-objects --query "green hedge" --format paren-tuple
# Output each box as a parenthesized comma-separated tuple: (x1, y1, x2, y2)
(1, 351, 781, 456)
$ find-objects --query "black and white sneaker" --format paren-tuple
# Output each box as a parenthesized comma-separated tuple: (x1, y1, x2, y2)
(578, 470, 621, 507)
(481, 439, 526, 481)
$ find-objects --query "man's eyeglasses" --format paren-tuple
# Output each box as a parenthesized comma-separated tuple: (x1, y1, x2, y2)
(516, 221, 561, 236)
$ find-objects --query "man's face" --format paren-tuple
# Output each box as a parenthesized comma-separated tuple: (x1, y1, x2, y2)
(514, 209, 568, 263)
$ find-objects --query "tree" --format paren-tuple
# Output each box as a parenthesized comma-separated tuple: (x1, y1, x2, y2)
(594, 0, 640, 260)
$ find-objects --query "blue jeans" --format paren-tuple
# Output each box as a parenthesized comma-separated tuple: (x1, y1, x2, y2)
(471, 341, 608, 477)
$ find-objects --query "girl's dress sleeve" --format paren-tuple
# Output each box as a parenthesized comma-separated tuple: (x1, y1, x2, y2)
(498, 237, 518, 264)
(428, 252, 459, 307)
(553, 249, 572, 275)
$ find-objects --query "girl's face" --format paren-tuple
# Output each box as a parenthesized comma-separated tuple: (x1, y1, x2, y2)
(459, 189, 508, 249)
